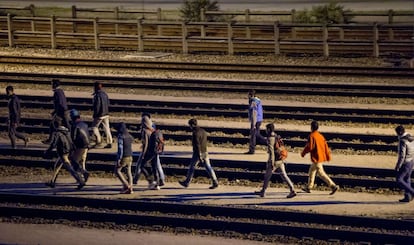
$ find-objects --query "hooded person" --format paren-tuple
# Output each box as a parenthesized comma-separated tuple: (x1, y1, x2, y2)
(115, 122, 134, 194)
(132, 115, 159, 189)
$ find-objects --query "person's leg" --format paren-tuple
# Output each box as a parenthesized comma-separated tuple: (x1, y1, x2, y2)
(91, 117, 103, 145)
(277, 162, 295, 192)
(49, 158, 64, 185)
(102, 116, 112, 145)
(156, 155, 165, 186)
(259, 161, 274, 195)
(315, 162, 336, 187)
(255, 121, 267, 145)
(180, 155, 199, 186)
(8, 122, 16, 148)
(248, 123, 256, 153)
(61, 154, 85, 187)
(306, 163, 318, 189)
(397, 161, 414, 198)
(202, 154, 218, 188)
(115, 157, 129, 189)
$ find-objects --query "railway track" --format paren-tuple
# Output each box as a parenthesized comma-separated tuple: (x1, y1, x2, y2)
(0, 192, 412, 244)
(1, 56, 414, 78)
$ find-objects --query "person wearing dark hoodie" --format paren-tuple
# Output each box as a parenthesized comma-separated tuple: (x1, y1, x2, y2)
(132, 115, 158, 190)
(42, 79, 70, 144)
(115, 122, 134, 194)
(394, 125, 414, 203)
(6, 86, 29, 149)
(179, 118, 219, 189)
(44, 118, 85, 189)
(69, 109, 90, 183)
(91, 81, 112, 149)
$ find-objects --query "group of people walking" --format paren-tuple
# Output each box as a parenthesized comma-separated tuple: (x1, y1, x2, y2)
(5, 85, 413, 203)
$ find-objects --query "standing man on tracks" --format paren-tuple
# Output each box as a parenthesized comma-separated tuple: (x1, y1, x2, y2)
(394, 125, 414, 203)
(179, 118, 219, 189)
(91, 81, 112, 149)
(246, 89, 266, 154)
(255, 123, 296, 198)
(6, 85, 29, 149)
(42, 79, 71, 144)
(115, 122, 134, 194)
(69, 109, 90, 184)
(301, 120, 339, 195)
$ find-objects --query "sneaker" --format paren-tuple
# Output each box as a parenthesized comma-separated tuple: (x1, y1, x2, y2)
(148, 181, 159, 190)
(24, 137, 30, 147)
(244, 151, 254, 154)
(120, 187, 134, 194)
(209, 182, 219, 189)
(77, 182, 85, 190)
(329, 185, 339, 195)
(159, 180, 165, 187)
(178, 180, 189, 188)
(254, 190, 265, 197)
(104, 144, 112, 149)
(302, 187, 311, 193)
(399, 196, 412, 203)
(132, 178, 138, 185)
(45, 181, 55, 188)
(286, 191, 297, 198)
(94, 143, 106, 149)
(83, 172, 90, 183)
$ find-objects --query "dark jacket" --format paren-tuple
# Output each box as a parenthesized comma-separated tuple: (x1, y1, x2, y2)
(117, 123, 133, 160)
(192, 126, 208, 156)
(8, 94, 21, 124)
(47, 126, 73, 157)
(93, 90, 110, 118)
(71, 120, 90, 149)
(53, 87, 68, 118)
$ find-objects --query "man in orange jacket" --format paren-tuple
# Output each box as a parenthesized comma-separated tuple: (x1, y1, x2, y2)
(301, 120, 339, 195)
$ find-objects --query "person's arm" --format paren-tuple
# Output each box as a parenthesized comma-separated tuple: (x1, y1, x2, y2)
(268, 136, 275, 167)
(301, 135, 313, 157)
(116, 137, 124, 165)
(395, 139, 406, 171)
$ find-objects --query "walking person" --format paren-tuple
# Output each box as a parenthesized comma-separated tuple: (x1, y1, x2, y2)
(132, 115, 158, 189)
(301, 120, 339, 195)
(255, 123, 296, 198)
(115, 122, 134, 194)
(42, 79, 71, 144)
(69, 109, 90, 183)
(179, 118, 219, 189)
(246, 89, 266, 154)
(394, 125, 414, 203)
(6, 85, 29, 149)
(91, 81, 112, 148)
(44, 118, 85, 189)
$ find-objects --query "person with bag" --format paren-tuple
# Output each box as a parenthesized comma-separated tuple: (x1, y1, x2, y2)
(179, 118, 219, 189)
(301, 120, 339, 195)
(255, 123, 296, 198)
(44, 118, 85, 189)
(69, 109, 90, 183)
(115, 122, 134, 194)
(394, 125, 414, 203)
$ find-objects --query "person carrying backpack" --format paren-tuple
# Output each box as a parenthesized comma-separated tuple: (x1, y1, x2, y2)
(44, 118, 85, 189)
(69, 109, 90, 183)
(255, 123, 296, 198)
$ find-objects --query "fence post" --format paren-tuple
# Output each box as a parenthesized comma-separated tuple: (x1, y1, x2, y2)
(200, 8, 206, 38)
(323, 24, 329, 57)
(157, 8, 162, 35)
(94, 17, 100, 50)
(227, 22, 234, 55)
(245, 9, 251, 38)
(137, 18, 144, 51)
(114, 7, 119, 34)
(291, 9, 296, 39)
(182, 22, 188, 54)
(29, 4, 36, 32)
(50, 15, 56, 49)
(274, 21, 280, 55)
(71, 5, 77, 33)
(373, 22, 379, 57)
(388, 9, 394, 40)
(7, 14, 14, 47)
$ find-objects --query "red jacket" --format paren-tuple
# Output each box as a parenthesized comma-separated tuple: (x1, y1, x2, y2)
(301, 130, 331, 163)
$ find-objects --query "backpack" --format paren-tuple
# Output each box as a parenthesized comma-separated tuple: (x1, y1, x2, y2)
(274, 135, 288, 161)
(150, 129, 165, 154)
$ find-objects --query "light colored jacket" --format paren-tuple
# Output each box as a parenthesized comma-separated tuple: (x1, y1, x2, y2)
(395, 132, 414, 170)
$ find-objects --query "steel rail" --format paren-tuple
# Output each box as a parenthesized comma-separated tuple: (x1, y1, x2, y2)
(0, 193, 412, 244)
(0, 56, 414, 78)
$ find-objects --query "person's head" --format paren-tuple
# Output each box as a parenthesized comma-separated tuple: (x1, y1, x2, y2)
(266, 123, 275, 135)
(70, 109, 80, 121)
(142, 115, 152, 129)
(6, 85, 14, 96)
(52, 79, 60, 89)
(311, 120, 319, 132)
(248, 89, 256, 99)
(117, 122, 128, 135)
(188, 118, 197, 129)
(94, 81, 102, 92)
(395, 125, 405, 136)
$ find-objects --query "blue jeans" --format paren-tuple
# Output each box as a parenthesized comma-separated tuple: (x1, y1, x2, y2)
(183, 152, 217, 185)
(396, 160, 414, 198)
